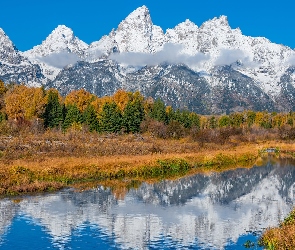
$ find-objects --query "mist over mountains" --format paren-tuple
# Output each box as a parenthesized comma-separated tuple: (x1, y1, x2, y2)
(1, 6, 295, 114)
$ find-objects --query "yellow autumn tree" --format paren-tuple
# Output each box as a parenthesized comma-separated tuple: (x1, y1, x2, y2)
(113, 89, 131, 112)
(65, 89, 95, 112)
(0, 80, 6, 96)
(0, 80, 7, 112)
(143, 96, 154, 115)
(91, 96, 113, 117)
(5, 85, 46, 120)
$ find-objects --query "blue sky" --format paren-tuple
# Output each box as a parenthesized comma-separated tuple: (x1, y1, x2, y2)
(1, 0, 294, 51)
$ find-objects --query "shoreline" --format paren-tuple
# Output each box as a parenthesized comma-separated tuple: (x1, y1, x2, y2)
(2, 134, 295, 248)
(0, 134, 293, 197)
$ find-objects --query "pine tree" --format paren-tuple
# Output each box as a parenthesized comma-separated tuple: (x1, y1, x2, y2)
(63, 105, 82, 130)
(122, 98, 144, 133)
(218, 115, 231, 127)
(209, 116, 217, 129)
(149, 98, 167, 124)
(43, 90, 64, 128)
(174, 109, 192, 128)
(82, 105, 99, 132)
(189, 112, 200, 129)
(99, 102, 122, 133)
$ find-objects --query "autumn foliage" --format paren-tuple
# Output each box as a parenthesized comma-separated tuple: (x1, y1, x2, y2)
(1, 81, 295, 142)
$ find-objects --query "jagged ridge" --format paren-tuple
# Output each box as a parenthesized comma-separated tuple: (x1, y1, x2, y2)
(1, 6, 295, 113)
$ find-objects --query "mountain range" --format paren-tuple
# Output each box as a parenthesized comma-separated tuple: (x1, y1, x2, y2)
(1, 6, 295, 114)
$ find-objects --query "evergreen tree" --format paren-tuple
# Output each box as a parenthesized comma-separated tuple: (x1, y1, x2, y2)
(82, 105, 99, 132)
(218, 115, 231, 127)
(99, 102, 122, 133)
(43, 90, 64, 128)
(174, 109, 192, 128)
(209, 116, 217, 129)
(166, 106, 175, 123)
(63, 105, 82, 130)
(189, 112, 201, 129)
(149, 98, 167, 124)
(122, 98, 144, 133)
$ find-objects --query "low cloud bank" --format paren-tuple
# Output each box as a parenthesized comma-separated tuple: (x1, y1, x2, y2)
(39, 51, 80, 68)
(214, 49, 258, 68)
(110, 44, 258, 69)
(110, 43, 209, 67)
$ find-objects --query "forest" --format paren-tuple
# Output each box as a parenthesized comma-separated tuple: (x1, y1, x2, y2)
(2, 79, 295, 249)
(1, 79, 295, 143)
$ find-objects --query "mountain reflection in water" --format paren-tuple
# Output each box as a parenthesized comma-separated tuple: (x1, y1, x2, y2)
(1, 159, 295, 249)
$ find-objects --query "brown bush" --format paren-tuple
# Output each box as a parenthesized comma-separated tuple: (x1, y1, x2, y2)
(140, 118, 167, 138)
(166, 121, 186, 139)
(279, 125, 295, 140)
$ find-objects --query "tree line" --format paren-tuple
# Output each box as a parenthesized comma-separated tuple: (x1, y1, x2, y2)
(1, 80, 295, 139)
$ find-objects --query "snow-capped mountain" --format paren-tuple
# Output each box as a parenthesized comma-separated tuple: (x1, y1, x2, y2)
(86, 6, 165, 61)
(0, 28, 44, 86)
(22, 25, 88, 81)
(1, 5, 295, 113)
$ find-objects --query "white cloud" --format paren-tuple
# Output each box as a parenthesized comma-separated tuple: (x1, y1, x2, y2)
(85, 48, 105, 62)
(215, 49, 246, 66)
(214, 48, 259, 69)
(110, 43, 210, 67)
(39, 51, 80, 68)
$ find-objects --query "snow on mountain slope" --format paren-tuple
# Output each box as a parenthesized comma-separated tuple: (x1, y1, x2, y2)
(85, 7, 295, 99)
(24, 25, 88, 57)
(192, 16, 294, 96)
(0, 28, 44, 86)
(86, 6, 165, 61)
(0, 28, 22, 64)
(22, 25, 88, 81)
(2, 5, 295, 112)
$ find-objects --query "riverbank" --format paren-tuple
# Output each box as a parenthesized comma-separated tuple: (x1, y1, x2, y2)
(0, 131, 294, 196)
(260, 209, 295, 249)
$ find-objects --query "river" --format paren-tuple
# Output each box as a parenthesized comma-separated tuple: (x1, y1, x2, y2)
(1, 158, 295, 249)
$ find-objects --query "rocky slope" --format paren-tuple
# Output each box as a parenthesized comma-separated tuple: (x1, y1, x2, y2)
(22, 25, 88, 81)
(1, 5, 295, 113)
(0, 28, 44, 86)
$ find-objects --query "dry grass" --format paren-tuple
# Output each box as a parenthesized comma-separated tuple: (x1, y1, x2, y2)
(0, 130, 294, 196)
(260, 209, 295, 249)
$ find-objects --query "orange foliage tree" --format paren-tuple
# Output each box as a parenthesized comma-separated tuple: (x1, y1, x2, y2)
(5, 85, 46, 120)
(65, 89, 96, 112)
(113, 89, 131, 112)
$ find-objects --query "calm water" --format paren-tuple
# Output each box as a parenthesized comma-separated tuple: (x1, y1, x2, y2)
(1, 159, 295, 249)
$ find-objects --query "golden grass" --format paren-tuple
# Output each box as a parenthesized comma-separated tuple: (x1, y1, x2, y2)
(0, 131, 295, 196)
(260, 209, 295, 249)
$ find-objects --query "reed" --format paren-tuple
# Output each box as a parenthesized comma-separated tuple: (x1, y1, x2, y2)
(1, 131, 295, 196)
(260, 208, 295, 249)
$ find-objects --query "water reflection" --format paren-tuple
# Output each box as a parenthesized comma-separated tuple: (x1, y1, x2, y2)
(1, 159, 295, 249)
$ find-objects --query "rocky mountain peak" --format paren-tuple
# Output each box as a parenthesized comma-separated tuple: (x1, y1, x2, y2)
(0, 27, 22, 64)
(117, 5, 152, 32)
(88, 5, 164, 56)
(0, 28, 17, 50)
(173, 19, 198, 33)
(48, 25, 75, 42)
(200, 15, 230, 32)
(23, 25, 88, 58)
(125, 5, 150, 20)
(115, 5, 155, 53)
